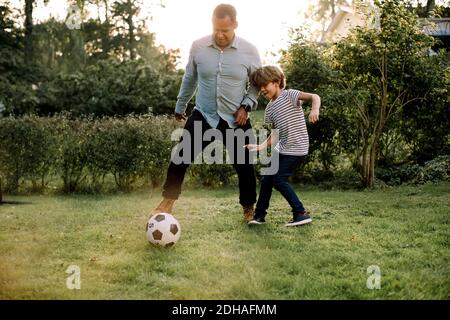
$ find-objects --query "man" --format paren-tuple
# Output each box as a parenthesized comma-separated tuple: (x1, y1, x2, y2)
(151, 4, 262, 222)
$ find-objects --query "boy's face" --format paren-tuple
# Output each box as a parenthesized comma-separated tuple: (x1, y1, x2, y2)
(260, 82, 281, 101)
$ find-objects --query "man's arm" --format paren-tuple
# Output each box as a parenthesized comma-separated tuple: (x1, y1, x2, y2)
(241, 45, 262, 111)
(174, 43, 198, 119)
(235, 46, 262, 126)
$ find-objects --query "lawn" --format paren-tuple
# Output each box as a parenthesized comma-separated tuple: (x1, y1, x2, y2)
(0, 182, 449, 299)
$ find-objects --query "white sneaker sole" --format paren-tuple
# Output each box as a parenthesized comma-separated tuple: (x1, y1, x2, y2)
(285, 218, 312, 227)
(248, 220, 265, 225)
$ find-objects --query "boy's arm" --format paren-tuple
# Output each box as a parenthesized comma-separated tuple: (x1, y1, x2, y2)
(299, 92, 320, 123)
(245, 131, 278, 151)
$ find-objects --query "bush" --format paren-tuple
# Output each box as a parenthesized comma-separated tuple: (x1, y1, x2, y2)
(0, 115, 57, 193)
(54, 115, 91, 193)
(413, 156, 450, 184)
(85, 115, 177, 191)
(376, 163, 422, 186)
(189, 163, 237, 188)
(376, 156, 449, 186)
(0, 114, 179, 194)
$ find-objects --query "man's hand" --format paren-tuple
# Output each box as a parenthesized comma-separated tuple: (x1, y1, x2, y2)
(234, 107, 248, 126)
(174, 112, 186, 122)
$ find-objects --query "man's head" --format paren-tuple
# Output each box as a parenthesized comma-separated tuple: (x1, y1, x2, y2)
(251, 66, 286, 100)
(212, 4, 238, 49)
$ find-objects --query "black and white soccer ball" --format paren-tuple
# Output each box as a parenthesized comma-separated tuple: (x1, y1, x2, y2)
(146, 213, 181, 247)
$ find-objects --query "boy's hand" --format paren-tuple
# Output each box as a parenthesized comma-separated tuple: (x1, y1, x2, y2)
(245, 144, 261, 152)
(174, 112, 186, 122)
(309, 109, 319, 124)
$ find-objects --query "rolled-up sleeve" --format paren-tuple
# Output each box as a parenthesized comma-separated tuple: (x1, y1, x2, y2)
(241, 46, 262, 110)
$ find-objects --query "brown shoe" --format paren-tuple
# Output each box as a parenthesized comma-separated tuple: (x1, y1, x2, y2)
(243, 205, 255, 222)
(152, 198, 176, 215)
(147, 198, 176, 231)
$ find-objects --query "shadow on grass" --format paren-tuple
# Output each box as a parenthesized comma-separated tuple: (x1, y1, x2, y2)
(0, 201, 33, 205)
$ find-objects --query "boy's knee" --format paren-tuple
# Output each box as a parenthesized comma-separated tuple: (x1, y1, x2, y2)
(272, 176, 287, 189)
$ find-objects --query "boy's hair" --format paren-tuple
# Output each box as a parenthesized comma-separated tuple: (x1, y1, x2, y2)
(250, 65, 286, 89)
(213, 4, 237, 22)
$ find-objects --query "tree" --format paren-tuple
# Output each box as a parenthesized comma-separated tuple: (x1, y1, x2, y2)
(24, 0, 33, 65)
(279, 35, 344, 173)
(426, 0, 436, 16)
(306, 0, 351, 40)
(111, 0, 143, 60)
(331, 0, 435, 187)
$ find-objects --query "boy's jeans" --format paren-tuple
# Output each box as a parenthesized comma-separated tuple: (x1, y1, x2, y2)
(255, 153, 306, 218)
(162, 109, 257, 207)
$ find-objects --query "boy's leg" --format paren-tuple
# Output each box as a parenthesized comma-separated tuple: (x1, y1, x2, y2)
(271, 154, 307, 215)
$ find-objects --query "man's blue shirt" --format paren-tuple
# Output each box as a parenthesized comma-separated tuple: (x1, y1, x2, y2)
(175, 35, 262, 128)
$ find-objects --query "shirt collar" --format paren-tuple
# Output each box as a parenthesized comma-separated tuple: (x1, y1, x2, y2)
(209, 35, 239, 49)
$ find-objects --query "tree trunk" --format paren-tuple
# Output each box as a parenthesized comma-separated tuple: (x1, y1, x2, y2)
(330, 0, 336, 19)
(24, 0, 34, 65)
(102, 0, 111, 57)
(426, 0, 436, 17)
(127, 0, 135, 60)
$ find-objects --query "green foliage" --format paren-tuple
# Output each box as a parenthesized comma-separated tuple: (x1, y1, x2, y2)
(0, 115, 57, 193)
(376, 163, 422, 186)
(280, 38, 344, 173)
(84, 115, 176, 191)
(399, 50, 450, 163)
(189, 163, 237, 188)
(54, 115, 90, 193)
(376, 155, 450, 186)
(324, 0, 438, 186)
(0, 1, 181, 117)
(413, 155, 450, 184)
(33, 58, 180, 116)
(0, 114, 178, 194)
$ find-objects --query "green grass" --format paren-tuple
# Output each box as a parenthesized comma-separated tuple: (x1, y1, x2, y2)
(0, 182, 449, 299)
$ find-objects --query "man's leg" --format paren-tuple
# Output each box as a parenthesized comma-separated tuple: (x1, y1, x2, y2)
(153, 110, 212, 214)
(253, 174, 274, 220)
(221, 118, 257, 221)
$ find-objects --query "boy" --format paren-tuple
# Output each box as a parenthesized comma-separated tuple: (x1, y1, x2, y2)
(246, 66, 320, 226)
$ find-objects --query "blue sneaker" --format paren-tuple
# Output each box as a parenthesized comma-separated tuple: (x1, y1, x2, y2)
(285, 212, 312, 227)
(248, 216, 266, 225)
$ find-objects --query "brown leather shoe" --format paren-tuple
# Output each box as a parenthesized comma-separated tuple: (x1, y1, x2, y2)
(243, 205, 255, 222)
(152, 198, 175, 214)
(147, 198, 176, 231)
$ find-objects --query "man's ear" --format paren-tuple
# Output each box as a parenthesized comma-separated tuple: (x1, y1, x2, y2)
(234, 20, 238, 29)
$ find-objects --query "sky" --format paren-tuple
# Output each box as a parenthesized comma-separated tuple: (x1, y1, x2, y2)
(22, 0, 319, 68)
(148, 0, 317, 66)
(12, 0, 448, 67)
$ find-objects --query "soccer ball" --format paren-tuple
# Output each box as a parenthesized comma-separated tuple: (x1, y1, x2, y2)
(146, 213, 181, 247)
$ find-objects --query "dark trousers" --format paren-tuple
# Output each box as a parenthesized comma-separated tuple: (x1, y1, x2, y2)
(162, 110, 257, 207)
(255, 153, 306, 218)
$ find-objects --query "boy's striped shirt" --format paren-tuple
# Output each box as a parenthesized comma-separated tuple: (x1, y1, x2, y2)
(264, 89, 309, 156)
